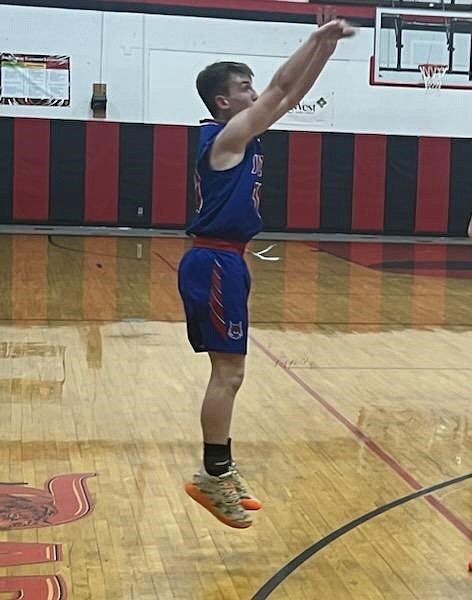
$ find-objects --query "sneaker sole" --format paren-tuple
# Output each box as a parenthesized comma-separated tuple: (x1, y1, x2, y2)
(240, 498, 262, 511)
(184, 483, 252, 529)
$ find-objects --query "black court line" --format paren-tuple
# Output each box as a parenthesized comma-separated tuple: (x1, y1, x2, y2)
(251, 471, 472, 600)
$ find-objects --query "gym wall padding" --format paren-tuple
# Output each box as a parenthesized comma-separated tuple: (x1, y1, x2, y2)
(0, 116, 469, 236)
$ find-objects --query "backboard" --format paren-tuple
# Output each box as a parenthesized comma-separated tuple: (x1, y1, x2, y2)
(370, 7, 472, 89)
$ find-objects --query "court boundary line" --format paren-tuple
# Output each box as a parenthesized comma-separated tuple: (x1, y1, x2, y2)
(250, 472, 472, 599)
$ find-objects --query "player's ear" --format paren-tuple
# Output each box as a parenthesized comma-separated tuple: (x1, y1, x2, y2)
(215, 94, 230, 111)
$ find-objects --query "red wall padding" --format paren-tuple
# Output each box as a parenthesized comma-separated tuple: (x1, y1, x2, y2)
(415, 137, 451, 233)
(2, 116, 470, 236)
(287, 132, 321, 229)
(13, 119, 50, 221)
(352, 134, 386, 232)
(85, 122, 120, 223)
(152, 125, 188, 225)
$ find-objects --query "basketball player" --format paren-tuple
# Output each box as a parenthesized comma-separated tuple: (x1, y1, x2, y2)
(178, 19, 356, 528)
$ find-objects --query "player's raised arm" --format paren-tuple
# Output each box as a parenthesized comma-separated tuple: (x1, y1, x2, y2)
(212, 19, 355, 165)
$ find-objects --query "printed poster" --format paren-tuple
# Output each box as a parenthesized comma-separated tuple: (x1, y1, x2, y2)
(0, 54, 70, 106)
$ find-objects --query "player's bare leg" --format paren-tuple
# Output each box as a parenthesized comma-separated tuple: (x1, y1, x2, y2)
(200, 352, 245, 444)
(185, 352, 254, 528)
(201, 353, 262, 511)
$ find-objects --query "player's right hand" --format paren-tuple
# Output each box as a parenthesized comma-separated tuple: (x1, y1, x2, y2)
(317, 19, 357, 42)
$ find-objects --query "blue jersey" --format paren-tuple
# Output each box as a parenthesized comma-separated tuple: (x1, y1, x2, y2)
(186, 120, 264, 243)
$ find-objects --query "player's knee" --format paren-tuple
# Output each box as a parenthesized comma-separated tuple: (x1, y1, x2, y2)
(210, 352, 246, 394)
(214, 362, 245, 394)
(226, 368, 245, 393)
(221, 367, 244, 394)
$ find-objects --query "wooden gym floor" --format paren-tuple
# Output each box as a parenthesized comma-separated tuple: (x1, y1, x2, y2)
(0, 233, 471, 599)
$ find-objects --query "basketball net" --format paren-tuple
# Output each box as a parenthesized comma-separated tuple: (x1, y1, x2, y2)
(419, 64, 447, 90)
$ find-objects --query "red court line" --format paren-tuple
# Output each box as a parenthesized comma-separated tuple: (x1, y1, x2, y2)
(249, 334, 472, 541)
(151, 250, 180, 273)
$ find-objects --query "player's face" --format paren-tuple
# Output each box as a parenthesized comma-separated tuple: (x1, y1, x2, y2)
(221, 74, 258, 117)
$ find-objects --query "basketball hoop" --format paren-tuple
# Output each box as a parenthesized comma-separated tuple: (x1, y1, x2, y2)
(419, 64, 447, 90)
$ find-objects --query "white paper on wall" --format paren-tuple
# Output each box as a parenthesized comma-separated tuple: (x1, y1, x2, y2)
(0, 54, 70, 106)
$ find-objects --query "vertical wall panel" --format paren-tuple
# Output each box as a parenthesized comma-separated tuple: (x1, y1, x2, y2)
(118, 123, 153, 226)
(384, 137, 418, 234)
(449, 139, 472, 236)
(0, 118, 14, 222)
(152, 125, 188, 226)
(415, 137, 450, 233)
(261, 130, 288, 230)
(320, 133, 354, 232)
(85, 122, 120, 224)
(49, 120, 86, 223)
(13, 118, 50, 221)
(286, 132, 321, 230)
(352, 134, 386, 232)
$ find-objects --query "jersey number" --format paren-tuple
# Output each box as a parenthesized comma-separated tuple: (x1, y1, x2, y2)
(252, 181, 262, 214)
(194, 170, 203, 213)
(251, 154, 264, 177)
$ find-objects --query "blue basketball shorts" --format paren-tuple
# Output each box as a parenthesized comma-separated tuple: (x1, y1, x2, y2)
(178, 247, 251, 354)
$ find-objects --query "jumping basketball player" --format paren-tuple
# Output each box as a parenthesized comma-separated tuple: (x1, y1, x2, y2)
(178, 19, 356, 528)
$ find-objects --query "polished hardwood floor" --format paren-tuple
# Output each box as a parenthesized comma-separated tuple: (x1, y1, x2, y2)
(0, 233, 471, 599)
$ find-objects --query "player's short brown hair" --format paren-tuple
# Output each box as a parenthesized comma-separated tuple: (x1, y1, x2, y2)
(196, 61, 254, 117)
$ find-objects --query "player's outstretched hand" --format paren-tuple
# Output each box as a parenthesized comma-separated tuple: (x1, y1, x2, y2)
(317, 19, 357, 42)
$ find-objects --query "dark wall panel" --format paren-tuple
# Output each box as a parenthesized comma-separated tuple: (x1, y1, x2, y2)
(449, 139, 472, 236)
(0, 118, 14, 222)
(320, 133, 354, 233)
(118, 123, 154, 226)
(384, 136, 418, 234)
(50, 120, 86, 224)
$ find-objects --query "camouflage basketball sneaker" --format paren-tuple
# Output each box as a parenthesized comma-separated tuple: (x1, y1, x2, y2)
(229, 462, 262, 511)
(184, 469, 252, 529)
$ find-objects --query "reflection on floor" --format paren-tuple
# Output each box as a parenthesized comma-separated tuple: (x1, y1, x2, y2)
(0, 233, 471, 600)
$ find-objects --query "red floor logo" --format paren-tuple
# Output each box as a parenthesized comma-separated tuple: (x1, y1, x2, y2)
(0, 473, 96, 599)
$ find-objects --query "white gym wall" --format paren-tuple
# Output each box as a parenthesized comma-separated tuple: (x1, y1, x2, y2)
(0, 3, 470, 136)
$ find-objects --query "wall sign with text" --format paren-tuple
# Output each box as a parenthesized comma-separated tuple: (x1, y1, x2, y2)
(0, 54, 70, 106)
